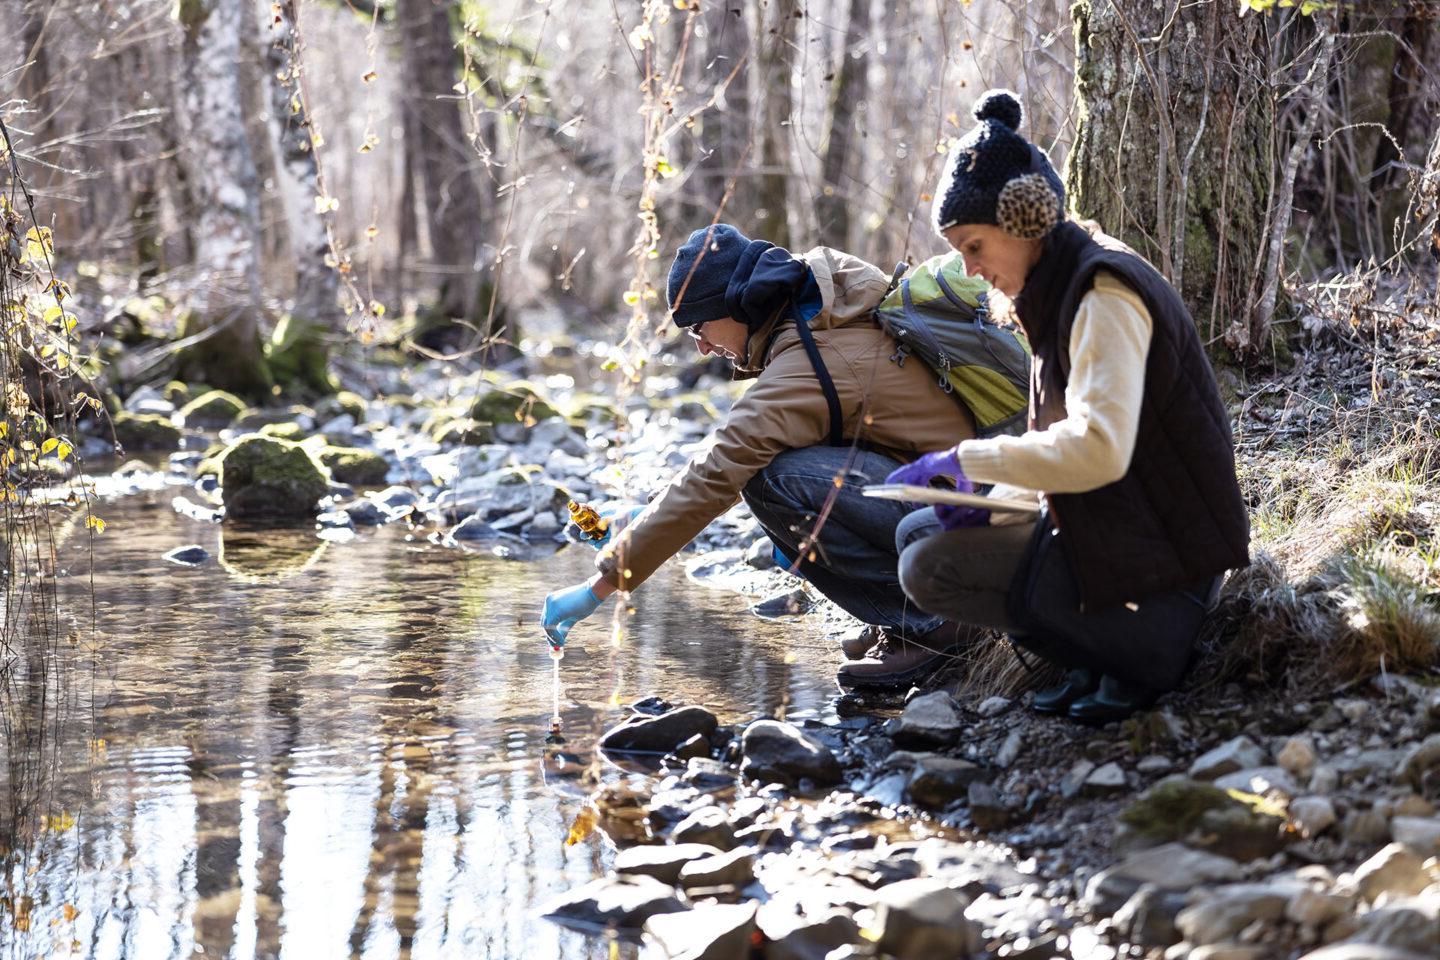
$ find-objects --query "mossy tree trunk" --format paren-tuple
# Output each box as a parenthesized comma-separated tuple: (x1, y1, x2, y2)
(815, 0, 870, 250)
(174, 0, 272, 398)
(1067, 0, 1272, 350)
(262, 1, 340, 398)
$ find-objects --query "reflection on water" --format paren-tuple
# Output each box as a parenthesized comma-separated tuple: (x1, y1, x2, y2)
(0, 491, 837, 959)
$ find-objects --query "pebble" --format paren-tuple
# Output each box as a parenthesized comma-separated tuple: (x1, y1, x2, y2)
(977, 696, 1012, 718)
(1285, 887, 1352, 927)
(1082, 762, 1128, 797)
(1175, 882, 1292, 945)
(905, 756, 988, 809)
(1213, 765, 1300, 799)
(1278, 736, 1319, 775)
(1137, 755, 1174, 775)
(1289, 796, 1338, 838)
(1388, 815, 1440, 855)
(1190, 736, 1268, 780)
(995, 729, 1023, 768)
(893, 692, 964, 747)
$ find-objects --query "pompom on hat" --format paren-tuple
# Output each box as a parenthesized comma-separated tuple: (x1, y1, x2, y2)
(931, 89, 1065, 240)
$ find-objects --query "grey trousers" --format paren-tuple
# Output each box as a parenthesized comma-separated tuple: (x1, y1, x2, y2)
(897, 520, 1035, 631)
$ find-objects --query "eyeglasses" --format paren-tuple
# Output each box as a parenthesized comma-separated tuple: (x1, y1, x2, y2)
(685, 322, 710, 343)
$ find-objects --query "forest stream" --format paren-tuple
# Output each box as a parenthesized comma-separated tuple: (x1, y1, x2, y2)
(2, 491, 842, 960)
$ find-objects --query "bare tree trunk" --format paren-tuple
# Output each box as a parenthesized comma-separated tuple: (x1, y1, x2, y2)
(701, 0, 754, 220)
(263, 0, 340, 397)
(174, 0, 272, 397)
(755, 0, 794, 247)
(816, 0, 870, 249)
(395, 0, 491, 349)
(1067, 0, 1271, 347)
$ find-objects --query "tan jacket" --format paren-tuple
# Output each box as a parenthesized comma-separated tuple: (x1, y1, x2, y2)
(597, 247, 977, 590)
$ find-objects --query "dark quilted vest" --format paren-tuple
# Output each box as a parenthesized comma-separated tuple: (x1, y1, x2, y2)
(1015, 222, 1250, 609)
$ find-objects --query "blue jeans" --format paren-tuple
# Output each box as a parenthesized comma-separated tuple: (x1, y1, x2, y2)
(741, 446, 944, 638)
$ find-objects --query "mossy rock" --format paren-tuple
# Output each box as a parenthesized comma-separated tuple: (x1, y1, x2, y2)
(234, 405, 314, 431)
(566, 396, 625, 429)
(384, 393, 420, 411)
(432, 418, 495, 446)
(180, 389, 247, 428)
(468, 387, 558, 426)
(196, 456, 222, 478)
(258, 422, 308, 442)
(217, 434, 329, 520)
(112, 412, 182, 451)
(1117, 777, 1287, 861)
(315, 390, 367, 423)
(318, 446, 388, 486)
(164, 381, 194, 406)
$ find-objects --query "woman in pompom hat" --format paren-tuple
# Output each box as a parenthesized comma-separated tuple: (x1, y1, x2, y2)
(888, 89, 1250, 723)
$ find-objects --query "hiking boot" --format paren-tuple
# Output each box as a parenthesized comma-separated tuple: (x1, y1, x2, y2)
(836, 623, 977, 690)
(839, 624, 883, 660)
(750, 586, 817, 620)
(1067, 674, 1159, 726)
(1031, 667, 1100, 715)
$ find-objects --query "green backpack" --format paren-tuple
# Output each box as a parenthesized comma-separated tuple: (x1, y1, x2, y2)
(875, 253, 1031, 437)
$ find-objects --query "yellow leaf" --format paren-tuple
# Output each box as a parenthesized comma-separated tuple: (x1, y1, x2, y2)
(0, 421, 7, 439)
(62, 904, 78, 922)
(364, 224, 379, 239)
(314, 195, 339, 214)
(56, 441, 72, 460)
(40, 438, 57, 455)
(85, 516, 106, 534)
(564, 806, 598, 846)
(622, 290, 640, 307)
(368, 300, 385, 317)
(362, 70, 378, 83)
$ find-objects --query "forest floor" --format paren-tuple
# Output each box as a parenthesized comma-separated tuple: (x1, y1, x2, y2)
(65, 272, 1440, 960)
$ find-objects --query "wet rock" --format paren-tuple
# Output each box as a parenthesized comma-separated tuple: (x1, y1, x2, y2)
(678, 847, 754, 889)
(614, 843, 722, 884)
(1214, 765, 1301, 799)
(217, 435, 329, 519)
(179, 389, 245, 428)
(1189, 736, 1268, 780)
(1278, 735, 1319, 776)
(1389, 815, 1440, 855)
(1396, 734, 1440, 791)
(344, 498, 397, 526)
(740, 720, 841, 787)
(542, 875, 686, 931)
(1112, 883, 1185, 948)
(868, 878, 980, 959)
(1083, 762, 1128, 797)
(643, 901, 757, 960)
(527, 510, 561, 537)
(469, 386, 559, 428)
(112, 412, 183, 451)
(758, 907, 859, 960)
(668, 734, 712, 763)
(1285, 888, 1353, 927)
(1347, 897, 1440, 955)
(744, 535, 776, 570)
(892, 692, 963, 747)
(1296, 946, 1434, 960)
(316, 509, 354, 530)
(671, 807, 736, 851)
(682, 758, 738, 789)
(1351, 843, 1430, 902)
(449, 516, 503, 541)
(976, 696, 1011, 718)
(968, 781, 1008, 831)
(601, 706, 719, 755)
(1289, 796, 1339, 838)
(373, 485, 419, 509)
(632, 696, 675, 716)
(1175, 882, 1292, 945)
(163, 544, 209, 565)
(318, 446, 389, 486)
(906, 757, 988, 809)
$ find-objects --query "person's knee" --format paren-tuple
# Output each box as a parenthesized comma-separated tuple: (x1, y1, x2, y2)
(898, 540, 949, 614)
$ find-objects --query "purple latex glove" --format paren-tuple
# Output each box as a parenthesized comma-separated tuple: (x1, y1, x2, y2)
(885, 448, 990, 530)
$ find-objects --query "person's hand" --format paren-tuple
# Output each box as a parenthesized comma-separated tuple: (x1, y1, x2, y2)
(542, 582, 602, 647)
(934, 501, 990, 530)
(568, 504, 644, 550)
(886, 448, 968, 492)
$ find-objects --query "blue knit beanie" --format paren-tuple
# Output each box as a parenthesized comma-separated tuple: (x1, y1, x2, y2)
(667, 223, 752, 328)
(931, 90, 1065, 239)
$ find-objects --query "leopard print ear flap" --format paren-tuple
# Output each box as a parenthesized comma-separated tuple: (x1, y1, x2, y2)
(996, 173, 1060, 239)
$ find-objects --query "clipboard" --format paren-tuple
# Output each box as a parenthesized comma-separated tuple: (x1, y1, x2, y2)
(863, 484, 1042, 516)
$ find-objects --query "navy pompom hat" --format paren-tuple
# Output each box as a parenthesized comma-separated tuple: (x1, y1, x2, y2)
(931, 89, 1066, 239)
(667, 223, 752, 328)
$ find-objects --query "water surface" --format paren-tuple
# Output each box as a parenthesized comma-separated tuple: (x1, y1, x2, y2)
(1, 490, 838, 959)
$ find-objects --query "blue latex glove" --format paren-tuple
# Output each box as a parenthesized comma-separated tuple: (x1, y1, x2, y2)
(569, 504, 644, 550)
(542, 582, 602, 647)
(885, 448, 990, 530)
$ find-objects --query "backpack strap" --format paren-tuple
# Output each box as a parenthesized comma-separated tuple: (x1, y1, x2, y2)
(789, 300, 845, 447)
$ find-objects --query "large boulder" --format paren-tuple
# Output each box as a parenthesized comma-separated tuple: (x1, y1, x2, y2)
(179, 389, 246, 428)
(111, 412, 181, 451)
(318, 446, 388, 486)
(218, 435, 329, 519)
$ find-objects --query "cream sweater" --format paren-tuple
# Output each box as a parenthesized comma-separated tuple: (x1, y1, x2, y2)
(959, 271, 1153, 522)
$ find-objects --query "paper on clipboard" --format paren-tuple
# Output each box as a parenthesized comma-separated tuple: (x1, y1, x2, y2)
(863, 484, 1042, 516)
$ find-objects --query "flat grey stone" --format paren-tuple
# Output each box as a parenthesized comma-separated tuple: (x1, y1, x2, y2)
(893, 692, 963, 747)
(1389, 815, 1440, 855)
(1189, 736, 1267, 780)
(1352, 843, 1430, 902)
(1083, 762, 1128, 797)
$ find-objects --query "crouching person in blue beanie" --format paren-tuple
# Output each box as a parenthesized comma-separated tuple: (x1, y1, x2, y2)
(891, 89, 1250, 723)
(541, 223, 986, 689)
